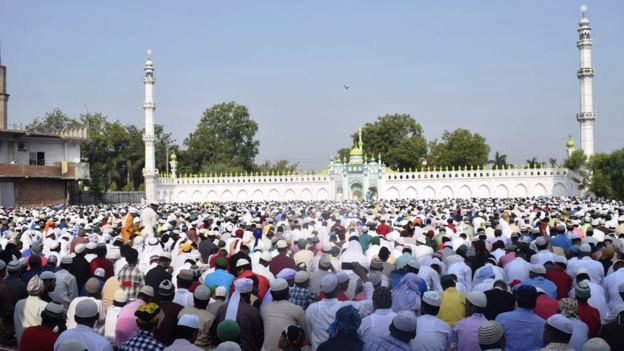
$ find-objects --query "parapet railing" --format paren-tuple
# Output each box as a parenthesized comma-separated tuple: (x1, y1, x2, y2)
(385, 167, 569, 181)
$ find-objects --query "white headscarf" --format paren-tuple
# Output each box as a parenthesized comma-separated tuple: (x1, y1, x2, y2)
(225, 278, 253, 321)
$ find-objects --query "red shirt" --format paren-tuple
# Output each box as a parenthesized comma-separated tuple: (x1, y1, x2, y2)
(233, 270, 270, 301)
(578, 301, 601, 338)
(20, 326, 57, 351)
(534, 294, 559, 320)
(377, 223, 390, 237)
(545, 268, 573, 300)
(269, 253, 296, 276)
(90, 256, 114, 280)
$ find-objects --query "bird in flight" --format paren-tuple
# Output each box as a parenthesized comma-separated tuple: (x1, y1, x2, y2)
(344, 85, 350, 90)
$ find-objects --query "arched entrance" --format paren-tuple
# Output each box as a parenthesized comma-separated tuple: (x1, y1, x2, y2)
(351, 183, 363, 200)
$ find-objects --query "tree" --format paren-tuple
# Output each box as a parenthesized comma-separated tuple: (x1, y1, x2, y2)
(336, 148, 351, 163)
(563, 150, 587, 171)
(548, 158, 557, 167)
(488, 151, 507, 168)
(255, 160, 299, 174)
(589, 150, 624, 200)
(428, 129, 490, 168)
(338, 114, 427, 170)
(525, 157, 543, 168)
(25, 108, 81, 134)
(563, 150, 591, 192)
(154, 124, 177, 174)
(183, 102, 259, 173)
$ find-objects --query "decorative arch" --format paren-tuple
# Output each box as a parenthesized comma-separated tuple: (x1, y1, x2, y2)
(252, 190, 264, 202)
(386, 187, 400, 200)
(458, 185, 472, 199)
(534, 183, 547, 197)
(236, 190, 249, 202)
(553, 182, 567, 197)
(495, 184, 509, 198)
(476, 184, 490, 198)
(192, 190, 203, 202)
(422, 186, 436, 199)
(284, 189, 296, 201)
(177, 190, 189, 203)
(300, 188, 313, 201)
(221, 190, 233, 202)
(268, 189, 280, 201)
(405, 187, 417, 199)
(316, 188, 330, 200)
(514, 183, 528, 198)
(207, 190, 218, 202)
(440, 186, 454, 198)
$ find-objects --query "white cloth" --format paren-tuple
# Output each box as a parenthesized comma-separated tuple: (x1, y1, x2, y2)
(447, 259, 472, 290)
(140, 206, 158, 237)
(13, 296, 47, 347)
(567, 257, 605, 284)
(530, 250, 555, 267)
(173, 288, 194, 308)
(305, 281, 374, 350)
(163, 338, 203, 351)
(252, 264, 275, 282)
(411, 314, 451, 351)
(54, 324, 113, 351)
(50, 268, 79, 309)
(103, 305, 122, 342)
(504, 257, 531, 284)
(358, 308, 396, 343)
(602, 268, 624, 312)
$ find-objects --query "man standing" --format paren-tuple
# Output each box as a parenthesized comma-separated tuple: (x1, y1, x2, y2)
(261, 278, 307, 351)
(19, 302, 65, 351)
(177, 285, 215, 350)
(118, 248, 145, 302)
(141, 201, 159, 237)
(122, 207, 140, 244)
(204, 258, 234, 299)
(145, 252, 173, 293)
(54, 299, 112, 351)
(495, 285, 545, 351)
(438, 275, 466, 328)
(270, 240, 296, 276)
(288, 271, 319, 311)
(14, 276, 48, 346)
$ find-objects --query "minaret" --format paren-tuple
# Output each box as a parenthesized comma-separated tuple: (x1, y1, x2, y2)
(576, 5, 596, 156)
(0, 53, 9, 130)
(143, 49, 157, 202)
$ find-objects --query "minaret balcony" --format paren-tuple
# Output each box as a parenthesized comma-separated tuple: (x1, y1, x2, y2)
(143, 102, 156, 109)
(577, 67, 594, 78)
(576, 112, 596, 121)
(143, 134, 156, 142)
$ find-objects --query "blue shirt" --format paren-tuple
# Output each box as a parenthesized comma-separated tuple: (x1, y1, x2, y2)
(514, 276, 558, 299)
(204, 268, 234, 301)
(364, 335, 411, 351)
(552, 234, 572, 250)
(495, 308, 545, 351)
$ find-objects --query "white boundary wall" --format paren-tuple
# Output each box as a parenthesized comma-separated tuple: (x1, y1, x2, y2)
(154, 167, 580, 203)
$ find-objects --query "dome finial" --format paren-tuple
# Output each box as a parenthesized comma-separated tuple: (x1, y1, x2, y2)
(580, 5, 588, 17)
(147, 48, 152, 59)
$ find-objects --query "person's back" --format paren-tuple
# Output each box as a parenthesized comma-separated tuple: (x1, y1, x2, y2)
(54, 299, 113, 351)
(495, 285, 545, 351)
(20, 325, 57, 351)
(154, 280, 184, 346)
(437, 277, 466, 327)
(483, 283, 515, 320)
(261, 279, 306, 351)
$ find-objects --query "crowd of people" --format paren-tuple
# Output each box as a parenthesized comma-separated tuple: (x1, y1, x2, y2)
(0, 197, 623, 351)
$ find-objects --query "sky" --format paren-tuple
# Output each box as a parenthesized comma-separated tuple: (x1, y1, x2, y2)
(1, 0, 623, 170)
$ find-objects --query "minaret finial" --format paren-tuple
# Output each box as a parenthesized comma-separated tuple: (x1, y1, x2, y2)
(147, 48, 152, 60)
(358, 128, 363, 149)
(580, 5, 588, 18)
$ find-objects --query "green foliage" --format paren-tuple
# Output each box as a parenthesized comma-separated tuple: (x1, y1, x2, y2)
(339, 114, 427, 170)
(589, 149, 624, 200)
(525, 157, 544, 168)
(25, 108, 82, 134)
(183, 102, 259, 173)
(488, 151, 508, 168)
(255, 160, 299, 174)
(563, 150, 587, 171)
(428, 129, 490, 168)
(336, 148, 351, 163)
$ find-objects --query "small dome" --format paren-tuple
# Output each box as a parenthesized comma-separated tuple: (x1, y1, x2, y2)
(579, 17, 590, 25)
(350, 146, 363, 157)
(566, 135, 575, 149)
(170, 152, 177, 161)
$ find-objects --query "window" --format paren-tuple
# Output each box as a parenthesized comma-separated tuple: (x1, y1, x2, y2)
(29, 152, 45, 166)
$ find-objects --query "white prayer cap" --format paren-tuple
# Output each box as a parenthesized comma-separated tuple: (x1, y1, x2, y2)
(553, 255, 567, 265)
(295, 271, 310, 284)
(74, 243, 86, 254)
(236, 258, 250, 267)
(216, 341, 242, 351)
(547, 314, 573, 335)
(194, 285, 211, 301)
(321, 274, 339, 293)
(478, 320, 505, 345)
(336, 272, 349, 284)
(40, 271, 56, 280)
(582, 338, 611, 351)
(215, 286, 227, 297)
(160, 252, 172, 260)
(260, 251, 273, 262)
(276, 240, 288, 249)
(368, 271, 382, 286)
(133, 217, 141, 224)
(234, 278, 253, 294)
(270, 278, 289, 292)
(58, 340, 87, 351)
(114, 289, 128, 303)
(139, 286, 155, 298)
(178, 314, 200, 329)
(556, 223, 566, 231)
(407, 258, 421, 270)
(86, 242, 97, 250)
(422, 291, 441, 307)
(579, 243, 591, 253)
(530, 265, 546, 275)
(45, 302, 65, 315)
(94, 267, 105, 278)
(129, 207, 139, 214)
(576, 267, 589, 276)
(392, 311, 417, 332)
(535, 236, 547, 246)
(466, 291, 487, 308)
(75, 299, 98, 318)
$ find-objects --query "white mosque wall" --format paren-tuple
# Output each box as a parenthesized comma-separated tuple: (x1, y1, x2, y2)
(154, 167, 580, 203)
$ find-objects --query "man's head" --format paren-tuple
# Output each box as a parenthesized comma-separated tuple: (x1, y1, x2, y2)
(543, 314, 573, 346)
(466, 291, 487, 316)
(575, 280, 591, 302)
(294, 271, 310, 289)
(405, 259, 420, 274)
(389, 311, 417, 343)
(74, 299, 99, 328)
(478, 320, 505, 350)
(193, 285, 211, 309)
(40, 271, 56, 292)
(41, 302, 66, 330)
(158, 279, 176, 302)
(529, 265, 547, 279)
(320, 274, 339, 298)
(175, 314, 200, 344)
(422, 291, 441, 315)
(177, 269, 194, 290)
(441, 274, 457, 290)
(270, 278, 290, 301)
(515, 285, 538, 309)
(135, 302, 161, 332)
(372, 286, 392, 310)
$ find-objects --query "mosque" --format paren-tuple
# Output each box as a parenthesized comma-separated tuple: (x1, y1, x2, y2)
(146, 7, 596, 203)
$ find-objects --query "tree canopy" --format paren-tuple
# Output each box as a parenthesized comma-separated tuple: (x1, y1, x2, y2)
(183, 102, 259, 173)
(428, 129, 490, 168)
(26, 108, 82, 134)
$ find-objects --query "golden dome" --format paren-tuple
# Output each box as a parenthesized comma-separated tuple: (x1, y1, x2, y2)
(350, 146, 363, 156)
(170, 152, 177, 161)
(566, 135, 575, 149)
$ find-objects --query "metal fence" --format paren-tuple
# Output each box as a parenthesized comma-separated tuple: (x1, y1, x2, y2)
(79, 191, 144, 204)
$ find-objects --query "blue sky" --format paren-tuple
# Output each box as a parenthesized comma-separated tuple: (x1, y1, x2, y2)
(1, 0, 623, 169)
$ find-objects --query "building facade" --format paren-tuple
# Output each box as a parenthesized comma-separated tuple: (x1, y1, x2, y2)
(147, 7, 593, 203)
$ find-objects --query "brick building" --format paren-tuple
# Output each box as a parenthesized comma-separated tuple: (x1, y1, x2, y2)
(0, 59, 90, 207)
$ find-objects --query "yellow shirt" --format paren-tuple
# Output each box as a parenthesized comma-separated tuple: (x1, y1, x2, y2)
(437, 287, 466, 327)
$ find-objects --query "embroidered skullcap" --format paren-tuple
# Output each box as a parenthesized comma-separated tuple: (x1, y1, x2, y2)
(159, 279, 175, 296)
(392, 311, 417, 332)
(575, 280, 591, 299)
(178, 314, 200, 329)
(478, 320, 505, 345)
(75, 299, 98, 318)
(582, 338, 611, 351)
(135, 302, 161, 325)
(321, 274, 339, 293)
(270, 278, 289, 292)
(466, 291, 487, 308)
(559, 298, 578, 318)
(93, 267, 105, 278)
(27, 275, 44, 295)
(423, 291, 441, 307)
(194, 285, 211, 301)
(295, 271, 310, 284)
(216, 320, 240, 341)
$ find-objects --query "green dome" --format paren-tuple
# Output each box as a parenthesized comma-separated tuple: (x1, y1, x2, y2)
(170, 152, 177, 161)
(566, 135, 575, 149)
(350, 146, 363, 156)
